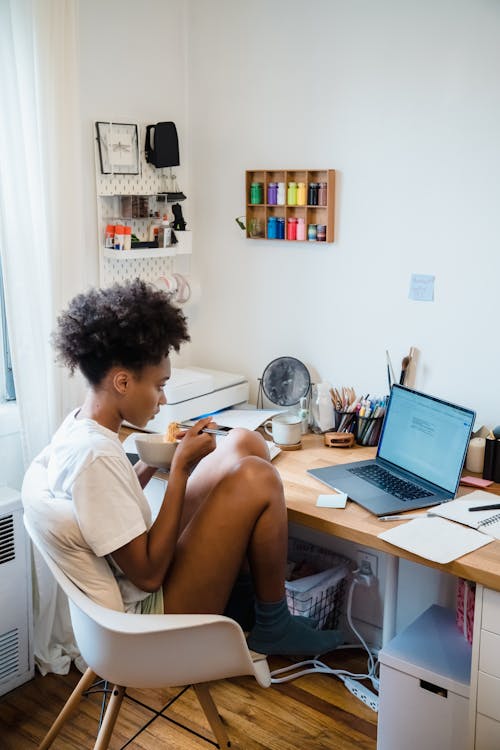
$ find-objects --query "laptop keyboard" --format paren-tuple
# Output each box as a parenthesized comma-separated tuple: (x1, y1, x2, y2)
(347, 464, 433, 501)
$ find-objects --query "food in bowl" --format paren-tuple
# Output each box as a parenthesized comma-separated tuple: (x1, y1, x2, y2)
(165, 421, 180, 443)
(135, 433, 178, 470)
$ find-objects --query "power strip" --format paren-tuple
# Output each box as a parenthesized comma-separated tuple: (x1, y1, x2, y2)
(344, 677, 379, 713)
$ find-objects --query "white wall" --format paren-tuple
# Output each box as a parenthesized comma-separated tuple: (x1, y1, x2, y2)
(187, 0, 500, 428)
(77, 0, 192, 346)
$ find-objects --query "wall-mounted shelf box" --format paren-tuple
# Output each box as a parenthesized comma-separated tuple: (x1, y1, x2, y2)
(245, 169, 335, 243)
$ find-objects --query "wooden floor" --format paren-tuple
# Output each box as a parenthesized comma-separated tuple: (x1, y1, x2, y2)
(0, 651, 377, 749)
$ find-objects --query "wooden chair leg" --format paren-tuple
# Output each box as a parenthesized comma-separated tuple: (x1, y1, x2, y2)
(39, 668, 98, 750)
(93, 685, 125, 750)
(193, 683, 230, 749)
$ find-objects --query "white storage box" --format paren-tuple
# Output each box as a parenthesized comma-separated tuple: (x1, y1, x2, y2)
(377, 605, 471, 750)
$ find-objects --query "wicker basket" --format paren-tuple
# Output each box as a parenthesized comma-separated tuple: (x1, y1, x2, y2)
(285, 538, 352, 629)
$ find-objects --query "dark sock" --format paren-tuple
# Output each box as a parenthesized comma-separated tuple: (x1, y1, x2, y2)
(224, 574, 318, 631)
(247, 598, 343, 656)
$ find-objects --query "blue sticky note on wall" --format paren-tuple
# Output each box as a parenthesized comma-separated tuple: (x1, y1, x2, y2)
(409, 274, 435, 302)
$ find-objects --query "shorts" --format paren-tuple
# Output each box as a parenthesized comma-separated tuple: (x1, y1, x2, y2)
(140, 587, 164, 614)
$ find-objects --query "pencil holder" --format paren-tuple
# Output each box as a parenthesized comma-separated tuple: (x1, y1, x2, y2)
(356, 416, 383, 447)
(333, 410, 357, 434)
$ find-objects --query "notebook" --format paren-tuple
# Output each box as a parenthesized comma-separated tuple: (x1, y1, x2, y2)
(378, 516, 493, 564)
(432, 491, 500, 540)
(307, 385, 475, 516)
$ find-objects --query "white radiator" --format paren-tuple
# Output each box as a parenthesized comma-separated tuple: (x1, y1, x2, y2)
(0, 486, 34, 696)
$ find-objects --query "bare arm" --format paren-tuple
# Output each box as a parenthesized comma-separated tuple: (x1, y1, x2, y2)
(111, 418, 216, 591)
(134, 460, 157, 488)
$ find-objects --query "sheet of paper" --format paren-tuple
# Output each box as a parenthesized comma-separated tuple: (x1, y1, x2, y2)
(316, 492, 348, 509)
(409, 273, 435, 301)
(378, 516, 493, 564)
(211, 408, 285, 431)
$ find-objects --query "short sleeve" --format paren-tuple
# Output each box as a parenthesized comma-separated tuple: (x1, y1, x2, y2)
(72, 455, 151, 557)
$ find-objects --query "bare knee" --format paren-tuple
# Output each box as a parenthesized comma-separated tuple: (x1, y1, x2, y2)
(226, 427, 270, 460)
(229, 455, 284, 503)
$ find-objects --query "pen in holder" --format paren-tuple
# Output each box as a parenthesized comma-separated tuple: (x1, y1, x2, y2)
(356, 416, 383, 447)
(333, 410, 357, 434)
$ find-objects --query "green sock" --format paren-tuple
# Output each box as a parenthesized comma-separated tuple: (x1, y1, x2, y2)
(247, 598, 342, 656)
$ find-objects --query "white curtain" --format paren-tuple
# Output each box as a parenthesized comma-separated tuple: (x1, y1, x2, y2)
(0, 0, 96, 674)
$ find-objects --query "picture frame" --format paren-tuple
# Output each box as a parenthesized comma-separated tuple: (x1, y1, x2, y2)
(95, 121, 139, 174)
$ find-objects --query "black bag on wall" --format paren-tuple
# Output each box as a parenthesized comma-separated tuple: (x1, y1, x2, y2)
(145, 122, 180, 168)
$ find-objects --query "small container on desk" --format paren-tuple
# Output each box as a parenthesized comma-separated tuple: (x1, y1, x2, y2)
(333, 410, 357, 434)
(356, 415, 383, 446)
(483, 438, 500, 482)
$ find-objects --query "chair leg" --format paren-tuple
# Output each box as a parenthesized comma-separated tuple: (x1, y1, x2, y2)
(193, 683, 230, 749)
(94, 685, 126, 750)
(39, 668, 98, 750)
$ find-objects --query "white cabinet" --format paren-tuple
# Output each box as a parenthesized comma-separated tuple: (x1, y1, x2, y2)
(378, 605, 471, 750)
(469, 586, 500, 748)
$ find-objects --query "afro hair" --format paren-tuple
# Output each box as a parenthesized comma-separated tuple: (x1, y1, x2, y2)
(52, 278, 190, 385)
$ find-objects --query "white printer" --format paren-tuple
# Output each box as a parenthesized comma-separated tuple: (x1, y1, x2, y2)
(145, 367, 249, 433)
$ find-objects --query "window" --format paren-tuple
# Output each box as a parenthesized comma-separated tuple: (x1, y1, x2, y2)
(0, 259, 15, 401)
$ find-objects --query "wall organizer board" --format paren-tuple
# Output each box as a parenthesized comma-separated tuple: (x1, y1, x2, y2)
(94, 121, 192, 301)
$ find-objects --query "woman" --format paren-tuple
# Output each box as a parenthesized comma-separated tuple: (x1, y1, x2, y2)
(42, 279, 341, 656)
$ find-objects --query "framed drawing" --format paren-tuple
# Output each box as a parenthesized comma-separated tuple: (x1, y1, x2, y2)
(96, 122, 139, 174)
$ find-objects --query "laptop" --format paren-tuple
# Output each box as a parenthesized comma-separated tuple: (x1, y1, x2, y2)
(307, 385, 475, 516)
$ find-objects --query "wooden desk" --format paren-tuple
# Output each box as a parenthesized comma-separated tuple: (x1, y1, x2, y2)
(273, 433, 500, 593)
(122, 426, 500, 592)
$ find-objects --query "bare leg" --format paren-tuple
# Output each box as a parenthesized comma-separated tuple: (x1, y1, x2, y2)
(163, 455, 287, 613)
(179, 428, 270, 532)
(162, 453, 342, 656)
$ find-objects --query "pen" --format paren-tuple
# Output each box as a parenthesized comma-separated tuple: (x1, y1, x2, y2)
(379, 513, 433, 521)
(468, 504, 500, 512)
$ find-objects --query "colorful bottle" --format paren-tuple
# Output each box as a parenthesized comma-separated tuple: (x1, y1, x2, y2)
(287, 182, 297, 205)
(316, 224, 326, 242)
(307, 182, 318, 205)
(287, 217, 297, 240)
(267, 216, 277, 239)
(317, 182, 327, 206)
(307, 224, 317, 241)
(277, 182, 285, 205)
(296, 182, 306, 205)
(296, 217, 306, 241)
(267, 182, 277, 205)
(250, 182, 263, 204)
(277, 217, 285, 239)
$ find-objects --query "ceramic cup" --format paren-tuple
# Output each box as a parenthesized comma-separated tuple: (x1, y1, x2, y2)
(264, 414, 302, 446)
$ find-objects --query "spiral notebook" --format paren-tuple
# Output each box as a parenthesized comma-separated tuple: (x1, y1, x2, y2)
(432, 491, 500, 540)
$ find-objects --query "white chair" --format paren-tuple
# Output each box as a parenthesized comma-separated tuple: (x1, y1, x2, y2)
(22, 458, 270, 750)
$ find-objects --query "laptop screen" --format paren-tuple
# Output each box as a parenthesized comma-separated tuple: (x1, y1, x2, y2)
(377, 386, 475, 493)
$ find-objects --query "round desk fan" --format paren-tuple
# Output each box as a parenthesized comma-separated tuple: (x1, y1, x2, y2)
(257, 356, 311, 407)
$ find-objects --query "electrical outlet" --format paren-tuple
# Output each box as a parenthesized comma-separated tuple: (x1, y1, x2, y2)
(344, 677, 379, 712)
(356, 549, 378, 577)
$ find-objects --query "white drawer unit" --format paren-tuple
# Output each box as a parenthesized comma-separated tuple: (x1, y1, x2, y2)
(378, 605, 471, 750)
(469, 586, 500, 749)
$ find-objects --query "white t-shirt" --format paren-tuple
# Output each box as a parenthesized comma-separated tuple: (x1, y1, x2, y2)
(46, 409, 153, 611)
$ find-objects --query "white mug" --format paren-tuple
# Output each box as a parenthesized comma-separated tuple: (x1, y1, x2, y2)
(264, 414, 302, 446)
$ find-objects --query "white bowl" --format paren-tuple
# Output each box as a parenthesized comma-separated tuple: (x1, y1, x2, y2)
(134, 434, 178, 470)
